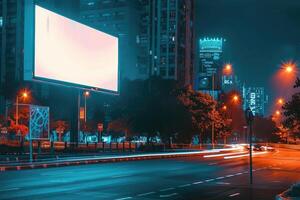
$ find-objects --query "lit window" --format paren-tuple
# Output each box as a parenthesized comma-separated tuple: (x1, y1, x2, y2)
(87, 2, 95, 6)
(0, 17, 3, 27)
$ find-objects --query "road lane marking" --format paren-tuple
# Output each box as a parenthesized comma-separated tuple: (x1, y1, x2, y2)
(235, 172, 243, 175)
(178, 184, 191, 188)
(0, 188, 19, 192)
(216, 182, 230, 185)
(205, 179, 215, 182)
(137, 192, 156, 197)
(204, 152, 247, 158)
(226, 174, 234, 177)
(112, 174, 130, 178)
(224, 151, 268, 159)
(208, 162, 218, 165)
(229, 193, 240, 197)
(160, 188, 174, 192)
(159, 193, 178, 198)
(193, 181, 203, 185)
(115, 197, 132, 200)
(216, 176, 224, 180)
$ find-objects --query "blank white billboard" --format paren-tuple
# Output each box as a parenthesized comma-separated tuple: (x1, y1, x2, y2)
(33, 5, 118, 92)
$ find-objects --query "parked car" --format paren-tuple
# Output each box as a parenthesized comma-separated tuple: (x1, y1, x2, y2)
(244, 144, 275, 152)
(276, 182, 300, 200)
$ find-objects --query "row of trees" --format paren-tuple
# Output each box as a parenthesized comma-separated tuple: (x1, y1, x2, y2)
(108, 78, 235, 144)
(282, 77, 300, 141)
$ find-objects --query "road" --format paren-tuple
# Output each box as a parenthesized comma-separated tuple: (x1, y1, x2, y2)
(0, 148, 299, 200)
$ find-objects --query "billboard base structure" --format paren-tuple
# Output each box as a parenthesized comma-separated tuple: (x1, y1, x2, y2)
(29, 105, 50, 162)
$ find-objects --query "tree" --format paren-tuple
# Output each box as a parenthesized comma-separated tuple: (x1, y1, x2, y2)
(52, 120, 69, 141)
(110, 78, 194, 144)
(176, 86, 219, 144)
(282, 77, 300, 141)
(253, 116, 280, 142)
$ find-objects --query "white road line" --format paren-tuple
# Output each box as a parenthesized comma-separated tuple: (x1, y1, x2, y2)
(0, 188, 19, 192)
(193, 181, 203, 185)
(208, 162, 218, 165)
(216, 176, 224, 180)
(204, 152, 246, 158)
(112, 174, 130, 178)
(229, 193, 240, 197)
(205, 179, 215, 182)
(224, 151, 268, 159)
(159, 193, 178, 198)
(226, 174, 234, 177)
(235, 172, 243, 175)
(115, 197, 132, 200)
(160, 188, 174, 192)
(216, 182, 230, 185)
(178, 184, 191, 188)
(137, 192, 156, 197)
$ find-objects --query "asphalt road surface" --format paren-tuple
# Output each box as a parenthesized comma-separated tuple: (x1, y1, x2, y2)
(0, 148, 299, 200)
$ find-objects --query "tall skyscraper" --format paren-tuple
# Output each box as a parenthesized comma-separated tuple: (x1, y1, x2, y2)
(0, 0, 24, 113)
(80, 0, 140, 80)
(0, 0, 79, 114)
(242, 86, 268, 116)
(196, 38, 224, 99)
(137, 0, 194, 86)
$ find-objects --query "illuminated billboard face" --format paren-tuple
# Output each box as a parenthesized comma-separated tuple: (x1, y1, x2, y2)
(34, 5, 118, 92)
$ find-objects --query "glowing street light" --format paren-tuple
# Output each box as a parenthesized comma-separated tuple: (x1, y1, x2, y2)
(223, 64, 233, 75)
(275, 110, 281, 116)
(277, 98, 284, 105)
(16, 90, 29, 125)
(233, 95, 239, 103)
(83, 91, 90, 122)
(222, 105, 227, 111)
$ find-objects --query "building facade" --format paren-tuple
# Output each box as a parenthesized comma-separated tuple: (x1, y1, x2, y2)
(196, 38, 224, 98)
(80, 0, 140, 80)
(242, 86, 268, 116)
(137, 0, 194, 86)
(0, 0, 79, 114)
(0, 0, 25, 113)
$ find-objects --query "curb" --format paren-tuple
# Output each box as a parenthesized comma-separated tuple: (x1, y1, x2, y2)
(0, 149, 228, 172)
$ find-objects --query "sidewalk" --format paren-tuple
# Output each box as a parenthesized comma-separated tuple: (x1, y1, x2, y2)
(0, 147, 235, 171)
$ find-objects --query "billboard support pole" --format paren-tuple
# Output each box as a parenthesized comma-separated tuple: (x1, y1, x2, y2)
(29, 105, 33, 163)
(77, 89, 81, 147)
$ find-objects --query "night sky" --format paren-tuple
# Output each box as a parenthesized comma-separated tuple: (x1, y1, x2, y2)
(196, 0, 300, 114)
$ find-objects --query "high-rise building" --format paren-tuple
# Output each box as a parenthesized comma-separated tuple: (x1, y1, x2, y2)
(222, 75, 242, 93)
(137, 0, 194, 86)
(0, 0, 24, 113)
(196, 38, 224, 99)
(80, 0, 140, 80)
(242, 86, 268, 116)
(0, 0, 79, 114)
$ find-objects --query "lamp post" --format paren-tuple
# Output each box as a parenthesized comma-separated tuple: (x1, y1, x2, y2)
(83, 91, 90, 123)
(16, 91, 28, 125)
(245, 107, 254, 185)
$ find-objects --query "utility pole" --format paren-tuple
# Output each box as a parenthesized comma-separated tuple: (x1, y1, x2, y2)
(245, 107, 254, 184)
(212, 74, 215, 148)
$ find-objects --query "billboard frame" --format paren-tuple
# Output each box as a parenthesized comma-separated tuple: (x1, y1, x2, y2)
(24, 2, 120, 95)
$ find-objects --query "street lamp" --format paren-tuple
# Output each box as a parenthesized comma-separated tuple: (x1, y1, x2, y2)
(83, 91, 90, 123)
(16, 90, 29, 125)
(233, 95, 239, 103)
(277, 98, 284, 105)
(222, 105, 227, 111)
(223, 63, 233, 75)
(275, 110, 281, 116)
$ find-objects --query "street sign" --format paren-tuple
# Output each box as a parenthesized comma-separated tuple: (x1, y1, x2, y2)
(80, 107, 85, 120)
(97, 123, 103, 132)
(245, 107, 254, 125)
